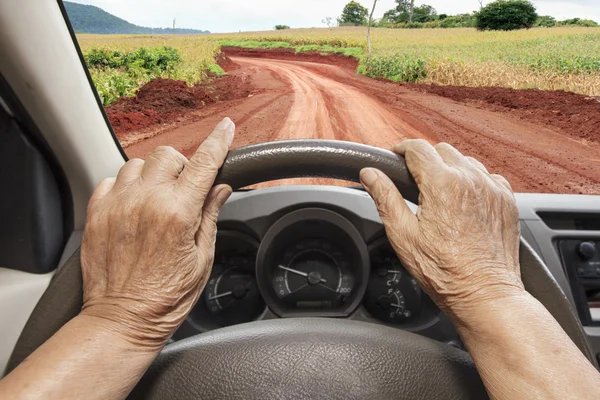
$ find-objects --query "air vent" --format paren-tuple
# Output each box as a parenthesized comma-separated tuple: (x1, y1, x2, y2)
(537, 212, 600, 231)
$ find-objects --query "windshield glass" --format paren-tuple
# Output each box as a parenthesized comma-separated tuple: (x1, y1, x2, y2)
(62, 0, 600, 194)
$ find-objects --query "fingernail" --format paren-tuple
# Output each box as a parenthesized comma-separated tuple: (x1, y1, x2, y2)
(360, 168, 379, 188)
(216, 185, 232, 206)
(217, 117, 235, 146)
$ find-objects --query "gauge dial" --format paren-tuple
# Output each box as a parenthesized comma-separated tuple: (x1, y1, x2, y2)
(202, 251, 264, 327)
(365, 246, 422, 324)
(205, 261, 255, 313)
(256, 208, 370, 318)
(188, 231, 265, 330)
(273, 239, 354, 310)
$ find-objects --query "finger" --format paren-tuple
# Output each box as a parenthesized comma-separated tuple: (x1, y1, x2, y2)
(195, 185, 232, 250)
(434, 142, 469, 168)
(466, 156, 489, 173)
(178, 118, 235, 206)
(87, 177, 116, 212)
(142, 146, 187, 183)
(360, 168, 419, 250)
(114, 158, 145, 189)
(491, 174, 513, 191)
(393, 139, 446, 184)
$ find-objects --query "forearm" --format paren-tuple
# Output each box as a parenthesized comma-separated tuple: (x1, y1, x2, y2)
(454, 291, 600, 400)
(0, 314, 159, 399)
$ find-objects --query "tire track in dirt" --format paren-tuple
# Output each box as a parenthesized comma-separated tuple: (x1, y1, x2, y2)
(125, 56, 600, 194)
(290, 61, 600, 194)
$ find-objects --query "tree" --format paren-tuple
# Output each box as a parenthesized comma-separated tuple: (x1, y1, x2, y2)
(367, 0, 378, 55)
(339, 1, 369, 26)
(383, 1, 436, 24)
(322, 17, 335, 28)
(476, 0, 538, 31)
(383, 0, 410, 23)
(536, 15, 556, 27)
(413, 5, 437, 22)
(477, 0, 485, 9)
(274, 25, 290, 30)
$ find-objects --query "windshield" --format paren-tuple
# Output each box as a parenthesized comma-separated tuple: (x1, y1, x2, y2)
(62, 0, 600, 194)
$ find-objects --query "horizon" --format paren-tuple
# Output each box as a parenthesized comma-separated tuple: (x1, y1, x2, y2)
(67, 0, 600, 33)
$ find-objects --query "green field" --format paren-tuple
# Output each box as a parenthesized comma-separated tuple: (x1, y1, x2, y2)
(77, 26, 600, 105)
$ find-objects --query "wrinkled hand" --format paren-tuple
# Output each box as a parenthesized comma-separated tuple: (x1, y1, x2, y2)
(360, 140, 524, 323)
(80, 118, 235, 349)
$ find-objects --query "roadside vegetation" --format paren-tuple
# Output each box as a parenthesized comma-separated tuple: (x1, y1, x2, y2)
(213, 27, 600, 95)
(77, 0, 600, 105)
(77, 35, 221, 105)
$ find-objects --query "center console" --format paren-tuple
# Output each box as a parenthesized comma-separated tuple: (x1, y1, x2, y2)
(559, 240, 600, 327)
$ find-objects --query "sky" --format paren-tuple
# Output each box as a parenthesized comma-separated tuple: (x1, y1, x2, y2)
(69, 0, 600, 33)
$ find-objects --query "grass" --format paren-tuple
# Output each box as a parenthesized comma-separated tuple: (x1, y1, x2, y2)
(77, 26, 600, 104)
(218, 39, 364, 58)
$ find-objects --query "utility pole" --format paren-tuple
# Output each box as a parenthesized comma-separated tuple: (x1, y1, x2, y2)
(367, 0, 378, 56)
(409, 0, 415, 23)
(173, 18, 176, 34)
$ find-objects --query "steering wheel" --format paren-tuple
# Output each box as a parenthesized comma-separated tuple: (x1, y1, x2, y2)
(7, 140, 597, 399)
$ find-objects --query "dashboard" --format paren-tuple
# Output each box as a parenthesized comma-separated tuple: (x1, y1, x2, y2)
(174, 186, 455, 344)
(172, 185, 600, 359)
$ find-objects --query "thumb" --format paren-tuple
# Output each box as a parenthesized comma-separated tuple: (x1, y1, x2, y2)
(360, 168, 419, 255)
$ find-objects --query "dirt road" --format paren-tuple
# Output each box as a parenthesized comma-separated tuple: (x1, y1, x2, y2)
(124, 56, 600, 194)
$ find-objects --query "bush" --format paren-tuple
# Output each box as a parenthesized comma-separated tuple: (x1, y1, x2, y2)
(84, 46, 183, 105)
(536, 15, 557, 27)
(476, 0, 538, 31)
(84, 46, 181, 73)
(559, 18, 599, 27)
(362, 55, 428, 83)
(274, 25, 290, 30)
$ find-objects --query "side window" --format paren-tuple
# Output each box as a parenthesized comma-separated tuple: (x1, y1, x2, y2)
(0, 102, 67, 273)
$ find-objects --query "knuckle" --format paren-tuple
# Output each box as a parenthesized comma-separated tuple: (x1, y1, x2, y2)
(127, 157, 145, 166)
(434, 142, 452, 151)
(193, 145, 224, 171)
(154, 145, 178, 156)
(411, 138, 431, 151)
(149, 146, 186, 171)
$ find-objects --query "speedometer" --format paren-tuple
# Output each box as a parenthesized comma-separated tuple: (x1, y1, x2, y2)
(256, 208, 370, 318)
(272, 239, 355, 309)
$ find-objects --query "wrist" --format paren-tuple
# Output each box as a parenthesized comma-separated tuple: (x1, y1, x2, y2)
(79, 302, 174, 352)
(442, 284, 530, 334)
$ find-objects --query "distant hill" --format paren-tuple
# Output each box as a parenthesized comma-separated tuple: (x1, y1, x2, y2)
(63, 2, 209, 34)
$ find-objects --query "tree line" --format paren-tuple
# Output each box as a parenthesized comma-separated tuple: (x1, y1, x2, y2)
(336, 0, 598, 30)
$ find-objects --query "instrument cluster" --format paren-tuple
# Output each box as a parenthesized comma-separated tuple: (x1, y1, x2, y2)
(186, 208, 440, 332)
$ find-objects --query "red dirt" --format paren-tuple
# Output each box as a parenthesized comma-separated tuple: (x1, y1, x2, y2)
(114, 51, 600, 195)
(215, 52, 240, 72)
(403, 84, 600, 145)
(220, 47, 359, 70)
(105, 74, 253, 140)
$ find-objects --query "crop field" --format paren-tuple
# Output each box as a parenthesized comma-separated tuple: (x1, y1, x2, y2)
(84, 26, 600, 195)
(77, 26, 600, 105)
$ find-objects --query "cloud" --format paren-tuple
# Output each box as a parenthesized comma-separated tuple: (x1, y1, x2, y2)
(69, 0, 600, 33)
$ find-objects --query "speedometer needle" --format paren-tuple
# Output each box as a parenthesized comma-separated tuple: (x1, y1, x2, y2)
(278, 265, 327, 283)
(208, 291, 233, 301)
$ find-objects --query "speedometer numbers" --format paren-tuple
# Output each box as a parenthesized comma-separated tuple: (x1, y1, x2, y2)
(365, 252, 422, 324)
(273, 239, 354, 310)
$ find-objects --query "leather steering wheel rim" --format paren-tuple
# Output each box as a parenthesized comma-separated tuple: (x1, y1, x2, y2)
(7, 140, 597, 399)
